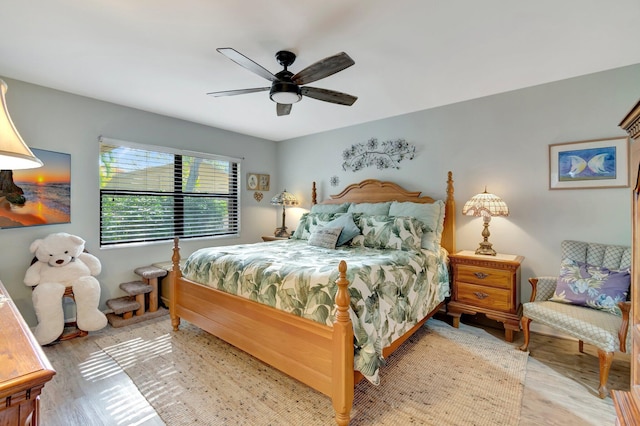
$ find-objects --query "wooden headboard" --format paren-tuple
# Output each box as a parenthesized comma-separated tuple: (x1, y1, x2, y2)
(311, 172, 456, 254)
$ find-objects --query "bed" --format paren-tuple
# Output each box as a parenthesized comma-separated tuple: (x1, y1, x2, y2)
(169, 172, 456, 425)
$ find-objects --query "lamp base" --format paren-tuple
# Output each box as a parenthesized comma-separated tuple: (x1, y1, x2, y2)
(274, 227, 290, 238)
(475, 241, 497, 256)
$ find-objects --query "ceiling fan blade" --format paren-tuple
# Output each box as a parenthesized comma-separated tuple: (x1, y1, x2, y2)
(277, 103, 292, 116)
(207, 87, 270, 97)
(217, 48, 279, 82)
(301, 87, 357, 106)
(292, 52, 355, 85)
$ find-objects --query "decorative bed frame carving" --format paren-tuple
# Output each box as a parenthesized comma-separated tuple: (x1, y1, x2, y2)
(169, 172, 455, 425)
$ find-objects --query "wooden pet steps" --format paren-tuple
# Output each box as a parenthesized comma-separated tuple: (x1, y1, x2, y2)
(106, 296, 140, 320)
(106, 265, 168, 328)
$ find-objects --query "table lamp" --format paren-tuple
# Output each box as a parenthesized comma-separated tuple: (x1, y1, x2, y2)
(270, 189, 298, 238)
(462, 188, 509, 256)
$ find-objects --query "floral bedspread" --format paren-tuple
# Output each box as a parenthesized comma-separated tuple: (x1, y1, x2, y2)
(182, 239, 449, 384)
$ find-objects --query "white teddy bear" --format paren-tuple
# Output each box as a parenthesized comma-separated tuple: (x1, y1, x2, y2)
(24, 232, 107, 345)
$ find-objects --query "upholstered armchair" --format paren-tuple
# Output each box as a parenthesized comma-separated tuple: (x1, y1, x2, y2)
(519, 240, 632, 399)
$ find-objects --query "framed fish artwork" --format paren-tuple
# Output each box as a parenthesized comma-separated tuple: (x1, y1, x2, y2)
(549, 137, 629, 189)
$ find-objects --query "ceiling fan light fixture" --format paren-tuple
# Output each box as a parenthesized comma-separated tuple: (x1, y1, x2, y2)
(269, 82, 302, 104)
(211, 48, 357, 115)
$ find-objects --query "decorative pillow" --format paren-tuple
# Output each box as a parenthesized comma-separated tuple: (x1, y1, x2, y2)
(347, 201, 392, 216)
(310, 202, 351, 214)
(324, 213, 361, 246)
(308, 227, 343, 249)
(351, 215, 423, 252)
(291, 213, 336, 240)
(550, 258, 631, 315)
(389, 200, 445, 252)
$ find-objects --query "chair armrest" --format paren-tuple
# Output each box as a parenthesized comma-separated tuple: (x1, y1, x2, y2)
(526, 276, 557, 302)
(618, 301, 631, 353)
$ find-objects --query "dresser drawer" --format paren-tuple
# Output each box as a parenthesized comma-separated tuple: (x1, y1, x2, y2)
(456, 282, 511, 311)
(456, 264, 511, 289)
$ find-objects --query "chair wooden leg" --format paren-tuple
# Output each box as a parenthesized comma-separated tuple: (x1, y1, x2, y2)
(519, 316, 531, 351)
(579, 340, 584, 353)
(597, 349, 614, 399)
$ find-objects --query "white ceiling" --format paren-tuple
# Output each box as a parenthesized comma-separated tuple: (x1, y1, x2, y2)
(1, 1, 639, 141)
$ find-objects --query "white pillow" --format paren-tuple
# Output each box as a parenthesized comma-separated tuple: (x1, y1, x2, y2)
(308, 227, 343, 249)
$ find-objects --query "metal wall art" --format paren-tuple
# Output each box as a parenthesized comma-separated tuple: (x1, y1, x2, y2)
(342, 138, 415, 172)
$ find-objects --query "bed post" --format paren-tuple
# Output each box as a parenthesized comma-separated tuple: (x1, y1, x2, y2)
(332, 260, 354, 426)
(170, 237, 181, 331)
(312, 181, 317, 205)
(442, 171, 456, 254)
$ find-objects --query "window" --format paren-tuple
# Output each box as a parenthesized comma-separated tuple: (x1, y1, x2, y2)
(99, 137, 240, 247)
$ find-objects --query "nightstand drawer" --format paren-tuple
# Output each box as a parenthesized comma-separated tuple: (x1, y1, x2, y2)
(456, 265, 511, 289)
(456, 282, 510, 311)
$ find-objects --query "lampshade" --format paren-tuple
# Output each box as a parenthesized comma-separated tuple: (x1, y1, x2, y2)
(0, 79, 43, 170)
(462, 189, 508, 256)
(462, 190, 509, 218)
(271, 189, 299, 238)
(270, 190, 299, 207)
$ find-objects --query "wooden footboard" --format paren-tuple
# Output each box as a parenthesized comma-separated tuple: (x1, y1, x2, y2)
(169, 174, 455, 425)
(170, 238, 355, 424)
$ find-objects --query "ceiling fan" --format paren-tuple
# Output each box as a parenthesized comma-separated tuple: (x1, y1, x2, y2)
(207, 48, 357, 116)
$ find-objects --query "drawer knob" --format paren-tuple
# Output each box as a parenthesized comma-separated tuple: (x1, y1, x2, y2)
(474, 291, 489, 299)
(474, 272, 489, 279)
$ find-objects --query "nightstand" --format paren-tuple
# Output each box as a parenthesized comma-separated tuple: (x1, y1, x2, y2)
(447, 250, 524, 342)
(261, 235, 289, 242)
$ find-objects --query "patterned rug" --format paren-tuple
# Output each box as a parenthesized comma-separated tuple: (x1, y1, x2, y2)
(94, 317, 528, 425)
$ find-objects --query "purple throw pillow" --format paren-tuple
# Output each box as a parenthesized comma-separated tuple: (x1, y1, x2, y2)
(551, 258, 630, 315)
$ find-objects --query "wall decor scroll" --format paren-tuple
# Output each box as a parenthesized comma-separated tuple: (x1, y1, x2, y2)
(342, 137, 416, 172)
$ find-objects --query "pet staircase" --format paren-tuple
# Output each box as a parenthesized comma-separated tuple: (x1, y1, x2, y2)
(106, 265, 168, 327)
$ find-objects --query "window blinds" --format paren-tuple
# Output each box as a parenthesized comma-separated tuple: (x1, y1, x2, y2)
(99, 137, 241, 246)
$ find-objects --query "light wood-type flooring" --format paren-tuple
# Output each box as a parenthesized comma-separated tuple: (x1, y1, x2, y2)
(39, 316, 629, 426)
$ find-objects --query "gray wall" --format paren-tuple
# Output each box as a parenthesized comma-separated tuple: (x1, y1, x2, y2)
(0, 78, 279, 325)
(278, 64, 640, 304)
(2, 64, 638, 327)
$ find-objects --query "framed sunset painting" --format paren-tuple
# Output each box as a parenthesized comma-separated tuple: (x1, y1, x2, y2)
(0, 148, 71, 228)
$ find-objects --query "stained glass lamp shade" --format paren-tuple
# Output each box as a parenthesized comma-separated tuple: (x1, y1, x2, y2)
(462, 189, 509, 256)
(270, 189, 299, 238)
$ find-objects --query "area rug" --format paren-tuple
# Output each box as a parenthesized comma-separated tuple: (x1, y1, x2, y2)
(94, 317, 528, 425)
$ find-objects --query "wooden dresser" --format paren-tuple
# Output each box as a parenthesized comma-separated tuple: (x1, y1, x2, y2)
(612, 100, 640, 424)
(0, 280, 55, 426)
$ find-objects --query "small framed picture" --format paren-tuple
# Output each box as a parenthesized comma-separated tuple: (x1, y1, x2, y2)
(258, 174, 270, 191)
(549, 137, 629, 189)
(247, 173, 258, 190)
